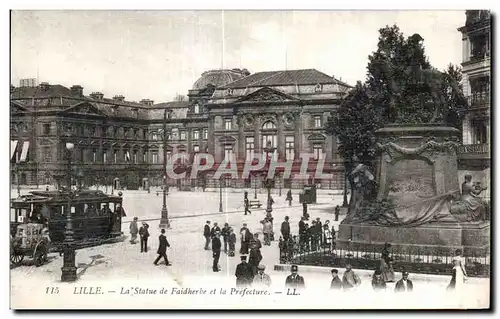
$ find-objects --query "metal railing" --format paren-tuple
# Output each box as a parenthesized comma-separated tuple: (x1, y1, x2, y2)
(466, 93, 490, 109)
(278, 235, 490, 278)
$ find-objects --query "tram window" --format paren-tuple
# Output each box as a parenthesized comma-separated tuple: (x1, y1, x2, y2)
(11, 208, 16, 222)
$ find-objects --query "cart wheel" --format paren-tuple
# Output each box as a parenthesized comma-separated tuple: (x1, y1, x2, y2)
(10, 251, 24, 266)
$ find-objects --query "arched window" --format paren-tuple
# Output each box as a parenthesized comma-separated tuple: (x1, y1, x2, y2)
(262, 121, 277, 129)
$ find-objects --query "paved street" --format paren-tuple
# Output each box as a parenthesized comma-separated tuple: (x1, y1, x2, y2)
(10, 188, 489, 309)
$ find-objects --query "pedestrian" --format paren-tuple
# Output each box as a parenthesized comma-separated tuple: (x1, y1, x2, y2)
(252, 264, 272, 287)
(244, 191, 252, 215)
(129, 217, 139, 244)
(302, 202, 309, 220)
(372, 269, 387, 291)
(153, 229, 171, 266)
(228, 227, 236, 257)
(221, 223, 230, 253)
(211, 222, 221, 238)
(139, 222, 150, 253)
(285, 265, 305, 289)
(240, 223, 252, 255)
(394, 271, 413, 293)
(281, 216, 291, 241)
(342, 264, 361, 290)
(235, 256, 254, 287)
(203, 221, 211, 250)
(262, 218, 273, 246)
(330, 269, 343, 290)
(334, 205, 340, 221)
(212, 231, 222, 272)
(248, 240, 263, 275)
(298, 216, 306, 250)
(286, 189, 293, 206)
(380, 242, 395, 283)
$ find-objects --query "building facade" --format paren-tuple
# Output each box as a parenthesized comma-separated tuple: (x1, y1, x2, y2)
(457, 10, 491, 198)
(10, 68, 350, 190)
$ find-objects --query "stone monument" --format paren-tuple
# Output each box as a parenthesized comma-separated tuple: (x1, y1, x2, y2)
(337, 48, 490, 256)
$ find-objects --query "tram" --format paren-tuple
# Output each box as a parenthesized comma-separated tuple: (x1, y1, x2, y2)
(10, 189, 125, 250)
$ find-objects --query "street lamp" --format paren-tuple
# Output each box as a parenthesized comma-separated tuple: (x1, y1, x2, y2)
(159, 109, 170, 229)
(263, 142, 276, 214)
(219, 177, 224, 213)
(253, 174, 258, 199)
(61, 142, 77, 282)
(342, 162, 349, 207)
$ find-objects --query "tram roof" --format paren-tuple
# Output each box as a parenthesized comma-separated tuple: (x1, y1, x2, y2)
(11, 189, 122, 204)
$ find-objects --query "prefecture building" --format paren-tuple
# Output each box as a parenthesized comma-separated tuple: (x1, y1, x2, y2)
(10, 68, 351, 190)
(457, 10, 491, 198)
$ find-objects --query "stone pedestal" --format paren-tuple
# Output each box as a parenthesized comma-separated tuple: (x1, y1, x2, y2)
(338, 124, 490, 256)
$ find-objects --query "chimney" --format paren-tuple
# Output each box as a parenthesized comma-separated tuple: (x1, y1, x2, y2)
(90, 92, 104, 100)
(70, 85, 84, 97)
(40, 82, 50, 91)
(140, 99, 154, 107)
(113, 95, 125, 102)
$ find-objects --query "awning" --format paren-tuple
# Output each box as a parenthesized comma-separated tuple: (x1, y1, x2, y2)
(11, 140, 18, 161)
(19, 141, 30, 162)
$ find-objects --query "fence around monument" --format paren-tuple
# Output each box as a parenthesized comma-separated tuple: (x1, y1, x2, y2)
(278, 236, 490, 278)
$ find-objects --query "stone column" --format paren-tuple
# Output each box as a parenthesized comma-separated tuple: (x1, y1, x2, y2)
(254, 115, 261, 155)
(208, 116, 215, 155)
(238, 115, 245, 161)
(294, 112, 302, 159)
(277, 112, 285, 159)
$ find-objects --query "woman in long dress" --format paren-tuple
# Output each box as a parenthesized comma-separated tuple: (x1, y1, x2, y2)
(380, 243, 395, 283)
(447, 249, 467, 291)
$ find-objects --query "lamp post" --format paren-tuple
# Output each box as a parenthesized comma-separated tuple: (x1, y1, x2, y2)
(278, 173, 282, 197)
(253, 174, 258, 199)
(61, 142, 77, 282)
(219, 177, 224, 213)
(159, 109, 170, 229)
(342, 161, 349, 207)
(263, 142, 276, 214)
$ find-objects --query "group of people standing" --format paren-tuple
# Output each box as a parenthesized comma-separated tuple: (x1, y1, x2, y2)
(129, 217, 171, 266)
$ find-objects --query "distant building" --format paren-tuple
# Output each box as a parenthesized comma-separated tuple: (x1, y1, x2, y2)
(10, 68, 351, 191)
(457, 10, 491, 198)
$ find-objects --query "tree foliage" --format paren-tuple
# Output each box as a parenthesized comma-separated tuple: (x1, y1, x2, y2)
(326, 24, 466, 165)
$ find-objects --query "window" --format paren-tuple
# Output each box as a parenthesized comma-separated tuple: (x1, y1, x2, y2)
(133, 150, 138, 164)
(152, 151, 158, 164)
(124, 150, 130, 163)
(124, 128, 129, 138)
(245, 137, 255, 161)
(203, 128, 208, 139)
(103, 151, 107, 163)
(180, 130, 186, 140)
(43, 123, 51, 135)
(224, 145, 234, 161)
(113, 150, 118, 163)
(133, 129, 138, 138)
(90, 126, 96, 137)
(92, 149, 97, 163)
(262, 121, 276, 129)
(166, 151, 172, 162)
(262, 133, 277, 159)
(143, 130, 147, 140)
(194, 104, 200, 114)
(285, 136, 295, 160)
(314, 116, 322, 128)
(78, 125, 85, 136)
(142, 149, 147, 163)
(313, 144, 323, 160)
(193, 146, 200, 164)
(193, 130, 199, 140)
(114, 127, 119, 138)
(472, 121, 488, 144)
(193, 145, 200, 153)
(224, 119, 232, 130)
(151, 131, 158, 141)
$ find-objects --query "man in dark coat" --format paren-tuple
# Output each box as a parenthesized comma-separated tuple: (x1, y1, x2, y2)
(153, 229, 171, 266)
(298, 217, 307, 250)
(302, 202, 309, 219)
(203, 221, 211, 250)
(394, 271, 414, 292)
(235, 256, 254, 287)
(330, 269, 343, 290)
(221, 223, 230, 253)
(228, 227, 236, 257)
(239, 223, 252, 255)
(286, 189, 293, 206)
(211, 222, 221, 238)
(285, 265, 305, 289)
(244, 191, 251, 215)
(281, 216, 291, 241)
(248, 240, 263, 275)
(334, 205, 340, 221)
(139, 222, 150, 253)
(212, 231, 222, 272)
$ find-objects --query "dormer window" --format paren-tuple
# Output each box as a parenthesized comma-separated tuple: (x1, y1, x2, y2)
(314, 84, 323, 92)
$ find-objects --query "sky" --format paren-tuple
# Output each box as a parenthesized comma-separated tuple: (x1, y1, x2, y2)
(11, 10, 466, 103)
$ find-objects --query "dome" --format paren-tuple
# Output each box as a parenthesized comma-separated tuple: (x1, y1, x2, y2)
(192, 68, 250, 90)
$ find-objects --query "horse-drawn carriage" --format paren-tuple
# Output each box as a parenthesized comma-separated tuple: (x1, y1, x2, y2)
(10, 223, 49, 267)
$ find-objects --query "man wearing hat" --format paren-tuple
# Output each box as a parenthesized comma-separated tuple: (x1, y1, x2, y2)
(129, 217, 139, 244)
(285, 265, 305, 289)
(372, 269, 387, 291)
(330, 269, 343, 290)
(281, 216, 291, 241)
(342, 264, 361, 290)
(212, 231, 222, 272)
(228, 228, 236, 257)
(240, 223, 252, 255)
(252, 264, 272, 287)
(394, 271, 413, 292)
(153, 229, 171, 266)
(203, 221, 211, 250)
(235, 255, 254, 287)
(139, 222, 150, 253)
